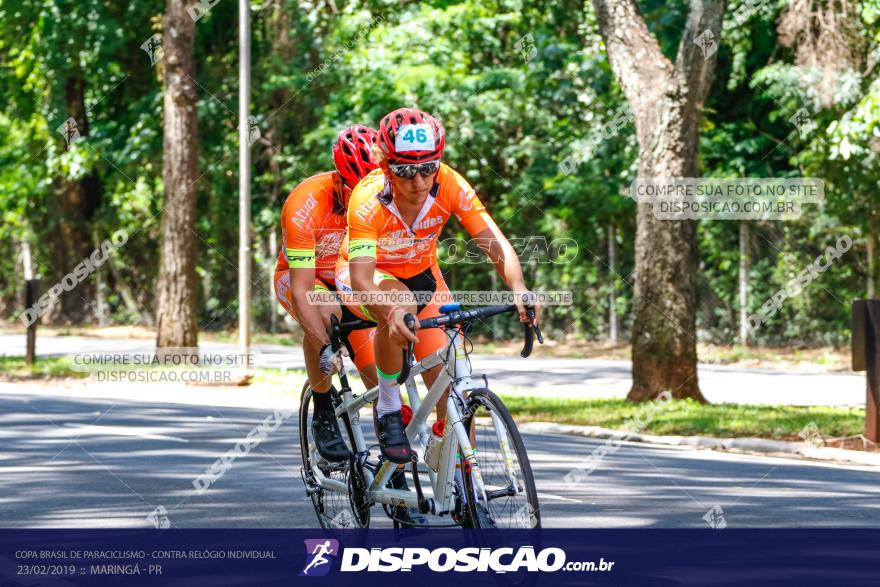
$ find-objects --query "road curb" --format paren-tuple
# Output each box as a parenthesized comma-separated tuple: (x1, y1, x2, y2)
(519, 422, 880, 467)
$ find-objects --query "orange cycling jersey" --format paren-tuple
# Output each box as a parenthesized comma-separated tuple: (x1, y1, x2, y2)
(342, 164, 495, 278)
(276, 171, 347, 284)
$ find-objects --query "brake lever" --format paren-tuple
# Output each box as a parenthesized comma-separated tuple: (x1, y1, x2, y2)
(329, 313, 342, 353)
(526, 304, 543, 344)
(520, 320, 534, 358)
(520, 305, 543, 358)
(397, 313, 417, 384)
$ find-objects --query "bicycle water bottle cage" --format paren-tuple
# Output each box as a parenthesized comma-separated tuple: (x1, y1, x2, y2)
(439, 303, 461, 314)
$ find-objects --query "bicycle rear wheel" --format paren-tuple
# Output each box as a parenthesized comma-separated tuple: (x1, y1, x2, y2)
(299, 383, 370, 528)
(460, 388, 540, 529)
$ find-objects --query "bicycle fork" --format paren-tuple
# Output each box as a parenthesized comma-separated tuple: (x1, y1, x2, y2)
(490, 410, 520, 492)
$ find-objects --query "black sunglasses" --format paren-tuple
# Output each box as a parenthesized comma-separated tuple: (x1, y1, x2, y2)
(389, 160, 441, 179)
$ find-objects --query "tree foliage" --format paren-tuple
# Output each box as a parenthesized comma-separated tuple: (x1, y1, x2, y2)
(0, 0, 876, 349)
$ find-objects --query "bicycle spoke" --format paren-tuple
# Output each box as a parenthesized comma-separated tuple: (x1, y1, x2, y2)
(463, 390, 540, 529)
(299, 385, 369, 528)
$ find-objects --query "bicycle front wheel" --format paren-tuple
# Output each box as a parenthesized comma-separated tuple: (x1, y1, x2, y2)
(460, 388, 540, 529)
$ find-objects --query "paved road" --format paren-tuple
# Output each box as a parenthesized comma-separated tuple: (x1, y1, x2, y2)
(2, 389, 879, 528)
(0, 334, 866, 406)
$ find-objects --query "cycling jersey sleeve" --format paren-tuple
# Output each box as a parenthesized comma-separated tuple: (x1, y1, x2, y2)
(347, 196, 379, 260)
(282, 193, 318, 269)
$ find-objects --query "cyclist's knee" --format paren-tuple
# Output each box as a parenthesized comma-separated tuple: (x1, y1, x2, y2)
(377, 279, 417, 312)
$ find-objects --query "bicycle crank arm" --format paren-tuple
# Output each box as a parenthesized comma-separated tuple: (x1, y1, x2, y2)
(409, 459, 434, 515)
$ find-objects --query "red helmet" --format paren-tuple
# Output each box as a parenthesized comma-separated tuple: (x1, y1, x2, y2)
(378, 108, 445, 164)
(333, 125, 379, 188)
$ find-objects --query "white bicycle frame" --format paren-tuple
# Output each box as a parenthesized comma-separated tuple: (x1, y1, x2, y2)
(305, 327, 515, 517)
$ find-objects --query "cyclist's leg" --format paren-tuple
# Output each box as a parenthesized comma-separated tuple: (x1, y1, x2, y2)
(335, 262, 416, 414)
(369, 278, 416, 416)
(330, 269, 379, 389)
(275, 271, 349, 461)
(414, 264, 453, 420)
(275, 273, 340, 392)
(413, 267, 477, 447)
(345, 325, 378, 389)
(336, 263, 429, 525)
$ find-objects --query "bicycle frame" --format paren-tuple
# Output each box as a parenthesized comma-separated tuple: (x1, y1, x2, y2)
(305, 327, 489, 517)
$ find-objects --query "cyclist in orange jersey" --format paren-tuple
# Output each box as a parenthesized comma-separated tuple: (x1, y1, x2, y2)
(274, 124, 379, 463)
(337, 108, 541, 465)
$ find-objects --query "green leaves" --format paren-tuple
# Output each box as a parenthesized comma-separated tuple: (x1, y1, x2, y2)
(0, 0, 875, 342)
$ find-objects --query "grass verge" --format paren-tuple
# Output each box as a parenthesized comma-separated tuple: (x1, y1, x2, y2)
(0, 357, 863, 443)
(0, 356, 87, 380)
(498, 395, 864, 441)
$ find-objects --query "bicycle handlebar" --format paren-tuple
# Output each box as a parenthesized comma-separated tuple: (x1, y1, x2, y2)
(330, 302, 543, 382)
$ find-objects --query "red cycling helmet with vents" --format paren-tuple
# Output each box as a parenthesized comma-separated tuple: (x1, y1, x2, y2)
(333, 125, 379, 188)
(378, 108, 445, 164)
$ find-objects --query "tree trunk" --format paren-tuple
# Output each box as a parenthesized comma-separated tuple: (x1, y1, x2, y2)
(868, 227, 876, 299)
(738, 221, 750, 345)
(593, 0, 725, 402)
(156, 0, 199, 350)
(608, 224, 618, 344)
(52, 73, 101, 324)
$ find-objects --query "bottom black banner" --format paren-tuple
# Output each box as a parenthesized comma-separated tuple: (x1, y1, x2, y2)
(1, 529, 875, 586)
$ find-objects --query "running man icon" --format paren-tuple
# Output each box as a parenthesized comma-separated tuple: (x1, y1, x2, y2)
(300, 538, 340, 577)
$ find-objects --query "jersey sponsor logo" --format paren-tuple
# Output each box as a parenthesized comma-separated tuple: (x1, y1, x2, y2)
(349, 239, 378, 258)
(378, 230, 440, 252)
(413, 214, 444, 231)
(354, 198, 380, 223)
(314, 230, 344, 257)
(458, 189, 474, 211)
(288, 255, 316, 265)
(292, 193, 319, 227)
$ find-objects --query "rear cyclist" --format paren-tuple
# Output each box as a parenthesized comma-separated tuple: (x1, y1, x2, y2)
(274, 124, 379, 463)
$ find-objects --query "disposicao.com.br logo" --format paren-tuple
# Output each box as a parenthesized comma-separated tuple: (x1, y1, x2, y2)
(300, 539, 339, 577)
(300, 540, 614, 575)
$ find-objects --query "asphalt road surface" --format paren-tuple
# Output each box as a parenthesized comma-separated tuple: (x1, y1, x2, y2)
(2, 388, 879, 529)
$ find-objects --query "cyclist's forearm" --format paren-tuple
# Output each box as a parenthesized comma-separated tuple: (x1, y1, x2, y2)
(354, 280, 401, 322)
(350, 261, 400, 322)
(491, 253, 527, 292)
(476, 230, 528, 290)
(291, 287, 330, 345)
(498, 257, 528, 291)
